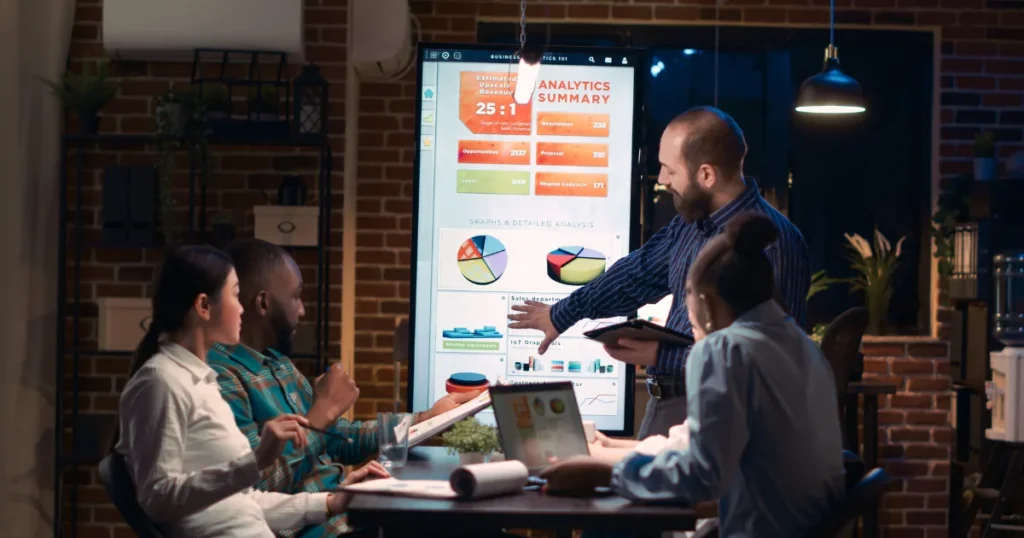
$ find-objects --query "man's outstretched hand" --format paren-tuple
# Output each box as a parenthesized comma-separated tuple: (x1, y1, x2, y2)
(507, 300, 561, 354)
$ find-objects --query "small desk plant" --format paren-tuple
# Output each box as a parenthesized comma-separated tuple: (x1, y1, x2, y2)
(442, 417, 501, 465)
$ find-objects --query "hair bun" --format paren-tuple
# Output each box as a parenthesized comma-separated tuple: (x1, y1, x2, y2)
(726, 212, 779, 256)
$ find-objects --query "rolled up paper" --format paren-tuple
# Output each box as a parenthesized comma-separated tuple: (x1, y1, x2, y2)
(449, 460, 529, 500)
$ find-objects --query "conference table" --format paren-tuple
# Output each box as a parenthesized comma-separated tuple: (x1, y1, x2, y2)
(346, 446, 697, 537)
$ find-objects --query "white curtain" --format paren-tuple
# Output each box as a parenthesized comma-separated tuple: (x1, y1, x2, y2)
(0, 0, 77, 535)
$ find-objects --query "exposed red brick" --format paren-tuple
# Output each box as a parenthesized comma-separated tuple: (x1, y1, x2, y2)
(893, 359, 937, 375)
(863, 343, 906, 357)
(612, 5, 655, 18)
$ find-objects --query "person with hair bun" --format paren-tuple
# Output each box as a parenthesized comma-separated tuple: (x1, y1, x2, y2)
(114, 246, 387, 538)
(540, 214, 845, 538)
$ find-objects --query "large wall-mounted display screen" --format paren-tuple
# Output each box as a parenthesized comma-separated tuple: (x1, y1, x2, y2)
(410, 44, 643, 434)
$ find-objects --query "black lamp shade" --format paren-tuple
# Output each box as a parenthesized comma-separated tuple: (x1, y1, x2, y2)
(795, 58, 865, 114)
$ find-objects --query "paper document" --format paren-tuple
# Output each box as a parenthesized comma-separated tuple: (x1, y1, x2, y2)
(340, 478, 458, 499)
(408, 390, 492, 446)
(340, 460, 529, 501)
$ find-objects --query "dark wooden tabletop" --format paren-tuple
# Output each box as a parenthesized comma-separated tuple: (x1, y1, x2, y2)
(345, 446, 697, 534)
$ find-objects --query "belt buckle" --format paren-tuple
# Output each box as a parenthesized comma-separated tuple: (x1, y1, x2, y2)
(646, 378, 663, 399)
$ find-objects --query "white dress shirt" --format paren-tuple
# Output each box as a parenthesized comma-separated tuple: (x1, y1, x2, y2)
(115, 342, 330, 538)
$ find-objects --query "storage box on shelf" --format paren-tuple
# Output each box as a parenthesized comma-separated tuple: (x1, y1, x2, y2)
(253, 205, 319, 247)
(96, 297, 151, 352)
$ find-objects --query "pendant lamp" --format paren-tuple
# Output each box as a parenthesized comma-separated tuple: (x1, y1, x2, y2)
(795, 0, 865, 114)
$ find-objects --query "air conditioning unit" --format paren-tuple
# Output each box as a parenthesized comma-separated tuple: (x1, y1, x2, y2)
(352, 0, 415, 80)
(103, 0, 304, 61)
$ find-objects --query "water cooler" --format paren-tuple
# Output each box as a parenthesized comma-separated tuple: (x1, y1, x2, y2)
(985, 252, 1024, 442)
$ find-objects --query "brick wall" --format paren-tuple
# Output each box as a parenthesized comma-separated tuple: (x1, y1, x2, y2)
(61, 0, 1018, 535)
(862, 337, 952, 538)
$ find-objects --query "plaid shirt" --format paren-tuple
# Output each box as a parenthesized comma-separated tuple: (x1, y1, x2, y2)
(208, 344, 377, 537)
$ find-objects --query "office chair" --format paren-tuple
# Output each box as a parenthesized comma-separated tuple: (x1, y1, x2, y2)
(692, 452, 872, 538)
(842, 450, 866, 491)
(805, 467, 892, 538)
(98, 452, 166, 538)
(820, 307, 870, 448)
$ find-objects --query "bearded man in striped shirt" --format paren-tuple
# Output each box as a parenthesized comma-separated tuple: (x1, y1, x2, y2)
(509, 106, 810, 439)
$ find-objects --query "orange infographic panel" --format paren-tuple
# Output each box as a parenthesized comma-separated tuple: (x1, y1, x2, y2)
(459, 72, 533, 136)
(536, 112, 610, 137)
(457, 140, 531, 165)
(536, 142, 609, 167)
(535, 172, 609, 198)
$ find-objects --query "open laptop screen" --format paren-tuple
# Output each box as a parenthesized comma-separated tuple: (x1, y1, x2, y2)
(490, 382, 591, 472)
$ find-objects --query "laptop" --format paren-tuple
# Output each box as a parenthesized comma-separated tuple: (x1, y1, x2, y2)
(489, 381, 591, 476)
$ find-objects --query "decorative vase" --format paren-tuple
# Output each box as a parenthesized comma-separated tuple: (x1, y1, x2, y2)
(458, 452, 489, 465)
(78, 109, 100, 135)
(974, 157, 997, 181)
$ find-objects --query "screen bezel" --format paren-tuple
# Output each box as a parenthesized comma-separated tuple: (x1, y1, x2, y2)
(408, 42, 645, 437)
(488, 381, 591, 472)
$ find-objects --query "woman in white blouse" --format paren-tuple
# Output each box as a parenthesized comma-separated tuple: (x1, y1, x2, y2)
(115, 245, 387, 538)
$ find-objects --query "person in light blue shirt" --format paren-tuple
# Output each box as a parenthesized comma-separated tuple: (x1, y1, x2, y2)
(541, 213, 846, 538)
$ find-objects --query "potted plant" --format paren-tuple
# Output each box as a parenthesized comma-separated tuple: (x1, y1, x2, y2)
(973, 131, 997, 181)
(442, 418, 501, 464)
(840, 230, 906, 335)
(43, 60, 120, 134)
(203, 83, 231, 120)
(931, 174, 971, 280)
(209, 213, 236, 248)
(155, 87, 201, 138)
(249, 84, 280, 121)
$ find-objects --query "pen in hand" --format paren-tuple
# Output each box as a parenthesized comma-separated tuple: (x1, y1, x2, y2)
(304, 424, 355, 443)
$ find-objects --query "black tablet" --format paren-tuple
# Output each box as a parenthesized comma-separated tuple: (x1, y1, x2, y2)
(583, 319, 695, 347)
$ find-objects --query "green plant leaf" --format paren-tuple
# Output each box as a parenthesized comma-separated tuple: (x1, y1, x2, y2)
(441, 417, 501, 455)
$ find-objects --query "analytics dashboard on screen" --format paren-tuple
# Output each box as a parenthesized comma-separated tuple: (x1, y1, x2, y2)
(410, 45, 643, 434)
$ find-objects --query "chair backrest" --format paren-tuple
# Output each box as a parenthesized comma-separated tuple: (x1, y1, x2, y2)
(820, 307, 869, 414)
(841, 450, 865, 491)
(806, 467, 891, 538)
(98, 452, 166, 538)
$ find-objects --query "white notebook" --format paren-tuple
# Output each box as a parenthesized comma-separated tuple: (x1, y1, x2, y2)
(407, 390, 492, 446)
(341, 478, 458, 499)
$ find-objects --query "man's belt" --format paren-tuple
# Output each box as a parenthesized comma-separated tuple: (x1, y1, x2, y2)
(646, 375, 686, 400)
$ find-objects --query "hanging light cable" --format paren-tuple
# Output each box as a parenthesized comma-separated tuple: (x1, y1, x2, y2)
(513, 0, 541, 105)
(713, 0, 720, 108)
(794, 0, 865, 114)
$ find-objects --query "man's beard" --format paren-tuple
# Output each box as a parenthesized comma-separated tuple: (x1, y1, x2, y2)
(268, 303, 297, 356)
(670, 179, 712, 222)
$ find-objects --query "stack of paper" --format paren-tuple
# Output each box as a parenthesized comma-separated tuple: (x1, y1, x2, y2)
(341, 478, 457, 499)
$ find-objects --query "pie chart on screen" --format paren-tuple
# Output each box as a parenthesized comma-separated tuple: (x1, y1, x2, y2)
(547, 246, 606, 285)
(457, 235, 508, 285)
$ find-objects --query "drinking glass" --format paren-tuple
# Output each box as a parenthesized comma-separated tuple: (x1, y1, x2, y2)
(377, 412, 412, 469)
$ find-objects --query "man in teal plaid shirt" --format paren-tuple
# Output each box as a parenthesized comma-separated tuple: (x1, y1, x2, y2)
(209, 239, 480, 537)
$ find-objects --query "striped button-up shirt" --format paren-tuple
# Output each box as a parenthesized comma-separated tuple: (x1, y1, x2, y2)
(208, 344, 378, 537)
(550, 179, 810, 377)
